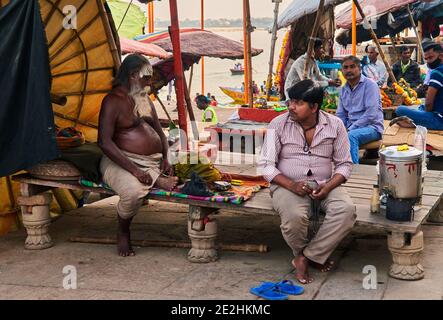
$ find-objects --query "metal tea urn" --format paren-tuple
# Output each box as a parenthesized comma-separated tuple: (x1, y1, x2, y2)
(378, 146, 423, 221)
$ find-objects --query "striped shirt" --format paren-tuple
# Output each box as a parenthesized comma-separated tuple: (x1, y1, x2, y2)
(258, 111, 353, 185)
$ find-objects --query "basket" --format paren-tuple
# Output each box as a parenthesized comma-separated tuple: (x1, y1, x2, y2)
(386, 91, 404, 106)
(28, 160, 81, 181)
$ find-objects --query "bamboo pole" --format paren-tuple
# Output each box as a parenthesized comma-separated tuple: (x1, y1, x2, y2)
(352, 2, 357, 55)
(242, 9, 250, 106)
(266, 0, 281, 101)
(303, 0, 325, 80)
(406, 5, 424, 64)
(188, 64, 194, 94)
(169, 0, 188, 148)
(352, 0, 397, 84)
(417, 21, 423, 63)
(243, 0, 253, 108)
(201, 0, 205, 95)
(154, 93, 173, 123)
(69, 237, 269, 253)
(148, 1, 155, 33)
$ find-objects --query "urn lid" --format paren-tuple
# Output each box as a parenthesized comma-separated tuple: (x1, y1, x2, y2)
(379, 145, 422, 161)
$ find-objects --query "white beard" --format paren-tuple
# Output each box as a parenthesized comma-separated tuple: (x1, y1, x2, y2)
(129, 83, 153, 118)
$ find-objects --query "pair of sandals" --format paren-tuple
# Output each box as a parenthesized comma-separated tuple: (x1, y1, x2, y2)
(250, 280, 304, 300)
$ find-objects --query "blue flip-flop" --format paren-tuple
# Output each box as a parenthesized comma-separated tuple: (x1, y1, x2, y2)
(250, 283, 288, 300)
(271, 280, 304, 295)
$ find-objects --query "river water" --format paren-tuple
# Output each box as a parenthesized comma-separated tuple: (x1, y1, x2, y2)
(156, 28, 287, 105)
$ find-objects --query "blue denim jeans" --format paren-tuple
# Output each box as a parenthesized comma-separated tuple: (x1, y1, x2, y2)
(396, 105, 443, 130)
(348, 127, 382, 164)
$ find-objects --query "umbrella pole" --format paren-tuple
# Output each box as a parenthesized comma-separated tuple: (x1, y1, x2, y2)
(243, 0, 253, 108)
(266, 0, 281, 101)
(183, 77, 200, 141)
(352, 2, 357, 55)
(407, 4, 425, 64)
(169, 0, 188, 149)
(242, 0, 250, 106)
(303, 0, 325, 79)
(201, 0, 205, 95)
(352, 0, 397, 84)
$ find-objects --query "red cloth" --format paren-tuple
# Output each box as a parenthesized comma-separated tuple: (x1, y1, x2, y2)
(238, 108, 287, 123)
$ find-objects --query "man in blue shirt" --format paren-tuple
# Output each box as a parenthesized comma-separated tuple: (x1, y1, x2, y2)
(396, 42, 443, 130)
(336, 56, 384, 164)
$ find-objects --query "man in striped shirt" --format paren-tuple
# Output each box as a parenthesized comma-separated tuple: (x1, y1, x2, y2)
(258, 80, 356, 284)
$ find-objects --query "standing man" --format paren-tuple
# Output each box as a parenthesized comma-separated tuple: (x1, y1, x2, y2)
(389, 46, 422, 89)
(396, 42, 443, 130)
(362, 46, 388, 87)
(258, 80, 355, 284)
(98, 54, 178, 257)
(337, 56, 384, 164)
(284, 38, 341, 99)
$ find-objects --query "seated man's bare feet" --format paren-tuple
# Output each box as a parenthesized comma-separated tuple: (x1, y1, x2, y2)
(117, 232, 135, 257)
(155, 175, 179, 191)
(309, 259, 334, 273)
(292, 255, 313, 284)
(117, 216, 135, 257)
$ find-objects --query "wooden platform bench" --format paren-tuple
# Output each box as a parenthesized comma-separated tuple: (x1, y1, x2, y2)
(13, 165, 443, 281)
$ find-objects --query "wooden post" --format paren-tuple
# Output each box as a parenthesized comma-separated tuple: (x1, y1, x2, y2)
(407, 5, 424, 64)
(201, 0, 205, 95)
(266, 0, 281, 101)
(303, 0, 325, 79)
(389, 35, 399, 59)
(243, 0, 253, 108)
(352, 2, 357, 55)
(169, 0, 188, 148)
(352, 0, 397, 84)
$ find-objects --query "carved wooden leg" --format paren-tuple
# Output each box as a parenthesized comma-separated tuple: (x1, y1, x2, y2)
(428, 200, 443, 223)
(17, 193, 53, 250)
(388, 231, 424, 280)
(187, 206, 219, 263)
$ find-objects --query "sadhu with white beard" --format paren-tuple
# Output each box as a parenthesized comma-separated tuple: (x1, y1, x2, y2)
(98, 54, 178, 257)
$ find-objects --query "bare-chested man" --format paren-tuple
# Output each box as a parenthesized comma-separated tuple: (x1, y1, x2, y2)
(98, 54, 178, 257)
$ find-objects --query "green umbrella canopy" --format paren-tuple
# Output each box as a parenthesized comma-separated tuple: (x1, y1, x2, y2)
(107, 0, 146, 39)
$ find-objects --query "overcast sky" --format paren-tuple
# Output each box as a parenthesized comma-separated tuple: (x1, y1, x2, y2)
(141, 0, 293, 20)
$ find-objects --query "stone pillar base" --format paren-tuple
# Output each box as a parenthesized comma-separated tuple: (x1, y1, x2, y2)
(187, 218, 218, 263)
(18, 193, 53, 250)
(388, 231, 424, 280)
